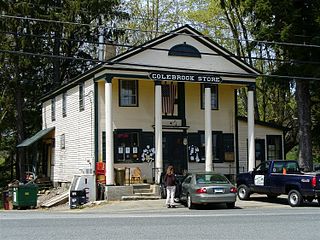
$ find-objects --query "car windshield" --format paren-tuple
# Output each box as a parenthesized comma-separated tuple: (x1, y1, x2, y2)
(195, 174, 229, 184)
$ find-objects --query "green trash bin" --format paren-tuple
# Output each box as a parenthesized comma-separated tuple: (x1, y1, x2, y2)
(12, 184, 38, 209)
(114, 168, 125, 186)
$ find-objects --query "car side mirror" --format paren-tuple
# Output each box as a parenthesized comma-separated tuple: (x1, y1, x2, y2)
(300, 167, 304, 172)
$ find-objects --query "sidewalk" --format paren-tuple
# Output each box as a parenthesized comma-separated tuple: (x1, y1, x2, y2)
(44, 194, 291, 213)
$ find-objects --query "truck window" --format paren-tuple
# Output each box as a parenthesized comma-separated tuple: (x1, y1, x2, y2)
(272, 162, 285, 173)
(255, 162, 270, 174)
(286, 162, 300, 173)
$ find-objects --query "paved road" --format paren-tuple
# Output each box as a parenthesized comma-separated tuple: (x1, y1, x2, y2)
(1, 195, 320, 240)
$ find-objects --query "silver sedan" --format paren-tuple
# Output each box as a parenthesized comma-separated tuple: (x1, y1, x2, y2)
(180, 172, 237, 209)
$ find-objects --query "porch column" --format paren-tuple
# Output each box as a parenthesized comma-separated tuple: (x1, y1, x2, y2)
(105, 76, 114, 185)
(155, 81, 163, 184)
(247, 84, 255, 171)
(204, 84, 213, 172)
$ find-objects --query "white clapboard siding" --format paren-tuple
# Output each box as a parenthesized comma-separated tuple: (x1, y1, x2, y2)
(43, 80, 94, 183)
(238, 120, 284, 172)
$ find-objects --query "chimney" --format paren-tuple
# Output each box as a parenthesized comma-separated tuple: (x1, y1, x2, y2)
(105, 41, 116, 60)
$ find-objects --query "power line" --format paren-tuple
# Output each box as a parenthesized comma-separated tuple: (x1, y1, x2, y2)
(1, 48, 320, 81)
(2, 14, 320, 49)
(2, 30, 320, 66)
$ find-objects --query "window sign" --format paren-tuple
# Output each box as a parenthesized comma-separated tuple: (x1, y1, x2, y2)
(114, 130, 141, 163)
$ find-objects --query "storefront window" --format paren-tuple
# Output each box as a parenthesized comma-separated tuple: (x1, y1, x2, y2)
(188, 131, 223, 163)
(201, 84, 218, 110)
(119, 80, 138, 107)
(114, 130, 140, 163)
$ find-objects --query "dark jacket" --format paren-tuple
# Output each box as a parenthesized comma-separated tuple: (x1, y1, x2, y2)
(164, 174, 176, 187)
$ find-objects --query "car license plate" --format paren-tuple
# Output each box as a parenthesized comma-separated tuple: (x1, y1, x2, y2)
(214, 189, 224, 193)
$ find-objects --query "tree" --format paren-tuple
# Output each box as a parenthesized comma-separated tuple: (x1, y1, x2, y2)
(0, 0, 128, 180)
(243, 0, 320, 171)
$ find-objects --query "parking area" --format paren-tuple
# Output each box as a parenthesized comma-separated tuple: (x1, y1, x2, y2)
(55, 194, 318, 214)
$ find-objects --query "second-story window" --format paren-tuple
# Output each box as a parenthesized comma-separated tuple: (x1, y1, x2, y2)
(51, 98, 56, 121)
(201, 84, 218, 110)
(119, 80, 138, 107)
(79, 83, 84, 111)
(62, 92, 67, 117)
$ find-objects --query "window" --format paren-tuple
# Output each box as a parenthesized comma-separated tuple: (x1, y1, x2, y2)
(267, 135, 282, 160)
(62, 92, 67, 117)
(201, 84, 218, 110)
(255, 139, 265, 162)
(168, 43, 201, 58)
(60, 134, 65, 149)
(79, 83, 84, 111)
(101, 130, 142, 163)
(119, 80, 138, 107)
(188, 131, 223, 163)
(223, 133, 234, 162)
(51, 98, 56, 121)
(255, 162, 270, 174)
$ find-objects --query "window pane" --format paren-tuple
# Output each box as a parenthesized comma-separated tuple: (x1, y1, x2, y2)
(267, 135, 282, 160)
(120, 80, 137, 106)
(62, 93, 67, 117)
(51, 98, 55, 121)
(79, 83, 84, 111)
(201, 85, 218, 109)
(114, 131, 141, 163)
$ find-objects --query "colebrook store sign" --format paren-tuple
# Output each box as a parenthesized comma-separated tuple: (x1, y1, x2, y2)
(149, 72, 222, 83)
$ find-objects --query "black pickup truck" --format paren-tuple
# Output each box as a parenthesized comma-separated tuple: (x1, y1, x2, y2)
(236, 160, 320, 207)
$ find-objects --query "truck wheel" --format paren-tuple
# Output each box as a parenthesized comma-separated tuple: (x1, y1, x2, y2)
(237, 185, 250, 200)
(288, 190, 302, 207)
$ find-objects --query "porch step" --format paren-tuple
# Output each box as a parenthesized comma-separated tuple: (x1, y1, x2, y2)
(35, 177, 53, 191)
(121, 184, 161, 201)
(121, 195, 161, 201)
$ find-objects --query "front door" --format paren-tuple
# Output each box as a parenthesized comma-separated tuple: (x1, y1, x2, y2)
(162, 132, 187, 174)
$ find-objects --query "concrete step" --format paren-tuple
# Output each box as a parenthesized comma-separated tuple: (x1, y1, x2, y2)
(133, 189, 153, 194)
(121, 195, 161, 201)
(132, 184, 151, 190)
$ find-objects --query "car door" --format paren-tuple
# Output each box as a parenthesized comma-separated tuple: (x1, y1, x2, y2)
(181, 175, 192, 202)
(251, 162, 271, 193)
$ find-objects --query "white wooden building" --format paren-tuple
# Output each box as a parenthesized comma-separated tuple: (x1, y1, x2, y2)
(18, 25, 285, 186)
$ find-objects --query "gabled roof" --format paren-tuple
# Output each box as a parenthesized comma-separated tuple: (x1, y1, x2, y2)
(106, 24, 259, 75)
(42, 24, 259, 101)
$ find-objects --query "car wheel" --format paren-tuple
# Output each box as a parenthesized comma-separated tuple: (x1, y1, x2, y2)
(237, 184, 250, 200)
(226, 202, 235, 209)
(288, 189, 302, 207)
(187, 194, 194, 209)
(317, 198, 320, 206)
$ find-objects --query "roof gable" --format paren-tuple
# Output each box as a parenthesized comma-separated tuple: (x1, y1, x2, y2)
(107, 25, 259, 77)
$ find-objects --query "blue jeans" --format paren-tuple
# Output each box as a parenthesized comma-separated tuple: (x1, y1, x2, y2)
(166, 186, 176, 206)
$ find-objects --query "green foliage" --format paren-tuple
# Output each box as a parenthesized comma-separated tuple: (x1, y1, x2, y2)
(0, 0, 128, 183)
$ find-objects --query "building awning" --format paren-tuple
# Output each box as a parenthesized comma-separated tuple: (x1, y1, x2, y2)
(17, 127, 55, 148)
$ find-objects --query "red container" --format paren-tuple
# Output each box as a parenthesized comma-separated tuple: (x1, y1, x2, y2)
(96, 162, 106, 175)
